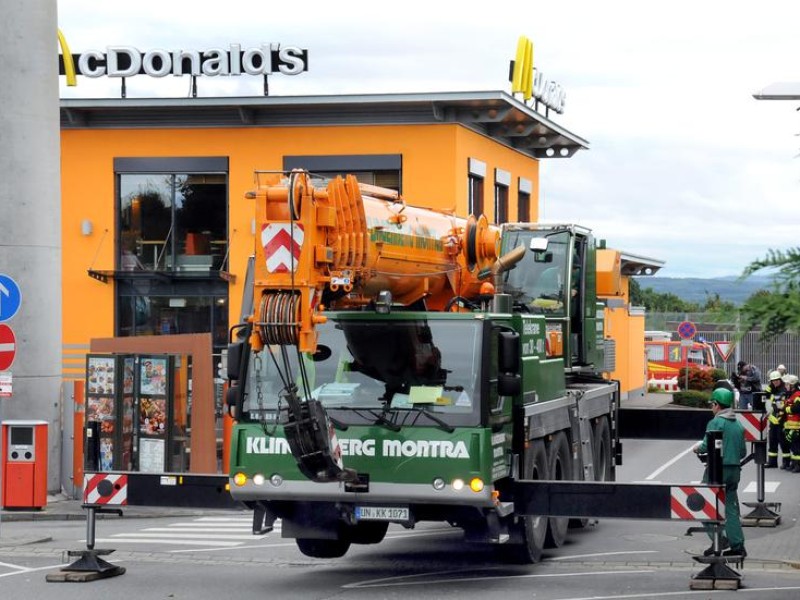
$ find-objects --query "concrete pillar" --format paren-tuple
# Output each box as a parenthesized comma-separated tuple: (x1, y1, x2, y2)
(0, 0, 62, 492)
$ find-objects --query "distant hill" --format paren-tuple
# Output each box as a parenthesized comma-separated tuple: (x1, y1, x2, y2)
(633, 275, 775, 305)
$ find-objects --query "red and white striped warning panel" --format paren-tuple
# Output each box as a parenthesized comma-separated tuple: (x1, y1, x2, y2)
(736, 411, 767, 442)
(670, 485, 725, 521)
(83, 473, 128, 506)
(261, 223, 304, 273)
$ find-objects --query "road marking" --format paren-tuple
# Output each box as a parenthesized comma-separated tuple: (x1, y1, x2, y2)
(566, 586, 800, 600)
(110, 532, 268, 540)
(742, 480, 779, 493)
(644, 444, 696, 480)
(167, 526, 458, 553)
(343, 569, 652, 589)
(143, 526, 258, 533)
(0, 563, 72, 579)
(546, 550, 659, 561)
(91, 538, 243, 547)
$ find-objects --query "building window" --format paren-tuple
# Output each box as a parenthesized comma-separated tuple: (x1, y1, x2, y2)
(495, 168, 510, 224)
(115, 157, 229, 354)
(468, 158, 486, 216)
(283, 154, 402, 192)
(119, 173, 227, 273)
(518, 177, 532, 222)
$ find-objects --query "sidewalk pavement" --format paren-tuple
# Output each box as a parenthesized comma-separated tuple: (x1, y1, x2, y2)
(623, 390, 676, 409)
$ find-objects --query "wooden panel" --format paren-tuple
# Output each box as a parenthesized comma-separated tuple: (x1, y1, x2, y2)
(90, 334, 215, 473)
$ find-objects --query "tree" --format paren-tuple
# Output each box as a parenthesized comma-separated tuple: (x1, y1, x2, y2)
(740, 248, 800, 339)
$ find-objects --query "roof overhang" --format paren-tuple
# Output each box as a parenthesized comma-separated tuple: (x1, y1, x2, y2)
(60, 91, 589, 160)
(752, 82, 800, 100)
(619, 252, 664, 276)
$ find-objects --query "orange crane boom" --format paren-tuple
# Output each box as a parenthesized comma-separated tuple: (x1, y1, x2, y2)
(248, 170, 500, 353)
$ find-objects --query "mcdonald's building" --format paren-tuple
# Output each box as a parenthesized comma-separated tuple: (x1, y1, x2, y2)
(57, 39, 658, 487)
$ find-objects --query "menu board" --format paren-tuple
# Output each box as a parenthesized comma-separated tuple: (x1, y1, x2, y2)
(140, 357, 167, 395)
(87, 356, 116, 395)
(138, 437, 165, 473)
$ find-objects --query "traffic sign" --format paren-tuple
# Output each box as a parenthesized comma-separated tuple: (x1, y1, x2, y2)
(677, 320, 697, 340)
(712, 340, 735, 362)
(0, 324, 16, 370)
(0, 274, 22, 322)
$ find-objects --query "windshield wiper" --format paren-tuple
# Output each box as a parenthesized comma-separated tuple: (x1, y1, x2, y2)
(402, 405, 455, 433)
(372, 409, 402, 432)
(327, 415, 349, 431)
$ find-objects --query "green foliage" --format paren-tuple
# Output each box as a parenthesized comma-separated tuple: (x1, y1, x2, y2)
(634, 286, 738, 314)
(672, 390, 711, 408)
(740, 248, 800, 340)
(678, 366, 714, 391)
(709, 368, 728, 382)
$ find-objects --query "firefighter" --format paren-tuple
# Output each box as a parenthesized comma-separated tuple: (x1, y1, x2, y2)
(764, 370, 790, 469)
(783, 374, 800, 473)
(693, 387, 747, 557)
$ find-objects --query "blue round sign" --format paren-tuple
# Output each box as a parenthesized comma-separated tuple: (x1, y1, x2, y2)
(677, 320, 697, 340)
(0, 274, 22, 322)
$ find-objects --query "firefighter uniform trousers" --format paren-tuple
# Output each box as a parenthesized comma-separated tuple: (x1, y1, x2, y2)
(785, 392, 800, 472)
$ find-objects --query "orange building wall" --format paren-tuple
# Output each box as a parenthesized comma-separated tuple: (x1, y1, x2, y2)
(60, 123, 541, 378)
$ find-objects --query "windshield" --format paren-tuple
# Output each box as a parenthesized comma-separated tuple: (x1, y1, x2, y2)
(502, 229, 571, 316)
(244, 316, 483, 427)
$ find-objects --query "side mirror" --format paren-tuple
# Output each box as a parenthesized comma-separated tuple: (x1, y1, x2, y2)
(498, 373, 521, 397)
(225, 385, 240, 418)
(529, 238, 549, 252)
(227, 341, 243, 381)
(498, 331, 520, 373)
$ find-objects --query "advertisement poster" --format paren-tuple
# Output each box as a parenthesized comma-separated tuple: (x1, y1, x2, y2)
(139, 437, 165, 473)
(139, 397, 167, 435)
(140, 357, 167, 395)
(87, 397, 115, 431)
(87, 356, 116, 395)
(100, 438, 114, 472)
(123, 357, 134, 394)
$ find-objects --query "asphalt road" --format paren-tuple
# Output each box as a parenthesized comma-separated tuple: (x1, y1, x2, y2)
(0, 438, 799, 599)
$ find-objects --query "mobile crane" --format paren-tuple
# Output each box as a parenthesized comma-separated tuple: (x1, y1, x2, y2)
(225, 170, 622, 561)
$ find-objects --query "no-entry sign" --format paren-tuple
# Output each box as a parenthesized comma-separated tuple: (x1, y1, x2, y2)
(0, 323, 16, 370)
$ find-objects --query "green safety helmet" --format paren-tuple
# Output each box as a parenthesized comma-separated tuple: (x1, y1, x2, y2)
(769, 370, 782, 382)
(710, 387, 734, 408)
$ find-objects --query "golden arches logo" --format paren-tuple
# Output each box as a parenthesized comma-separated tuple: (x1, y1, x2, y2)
(510, 36, 533, 101)
(58, 29, 77, 86)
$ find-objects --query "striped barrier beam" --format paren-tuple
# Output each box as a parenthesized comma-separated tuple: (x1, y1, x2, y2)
(83, 473, 128, 506)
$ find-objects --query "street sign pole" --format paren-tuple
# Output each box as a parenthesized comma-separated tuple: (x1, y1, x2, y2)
(677, 321, 697, 391)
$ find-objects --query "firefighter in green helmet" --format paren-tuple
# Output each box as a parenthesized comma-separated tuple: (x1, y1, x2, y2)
(693, 387, 747, 557)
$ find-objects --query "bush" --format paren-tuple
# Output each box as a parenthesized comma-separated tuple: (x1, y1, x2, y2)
(678, 366, 714, 391)
(672, 390, 711, 408)
(709, 368, 728, 382)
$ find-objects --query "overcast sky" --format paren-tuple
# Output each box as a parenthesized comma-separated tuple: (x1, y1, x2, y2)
(57, 0, 800, 278)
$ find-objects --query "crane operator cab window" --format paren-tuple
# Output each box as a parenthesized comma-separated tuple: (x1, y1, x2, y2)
(502, 230, 572, 317)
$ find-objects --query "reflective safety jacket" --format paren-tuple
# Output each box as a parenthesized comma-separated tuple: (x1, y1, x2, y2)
(785, 390, 800, 430)
(766, 383, 788, 425)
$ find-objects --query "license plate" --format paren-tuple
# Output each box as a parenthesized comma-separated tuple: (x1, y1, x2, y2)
(355, 506, 409, 521)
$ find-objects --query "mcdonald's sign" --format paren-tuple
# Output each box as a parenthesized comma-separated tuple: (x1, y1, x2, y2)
(509, 36, 566, 114)
(58, 29, 77, 86)
(57, 30, 308, 87)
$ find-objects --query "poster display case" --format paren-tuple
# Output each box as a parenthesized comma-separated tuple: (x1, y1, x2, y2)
(85, 355, 119, 471)
(136, 355, 174, 473)
(85, 353, 184, 473)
